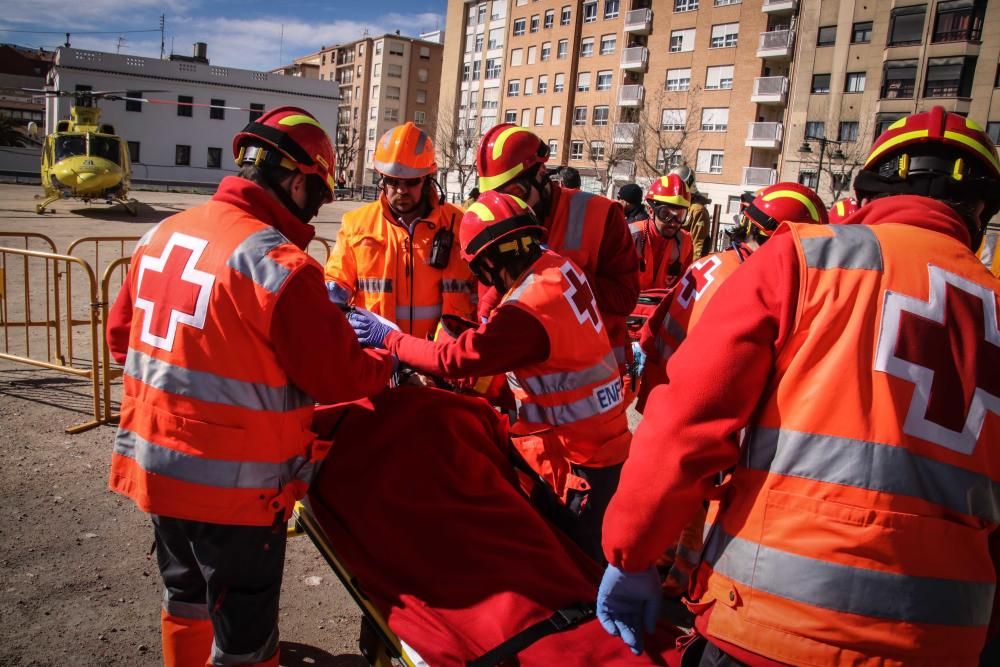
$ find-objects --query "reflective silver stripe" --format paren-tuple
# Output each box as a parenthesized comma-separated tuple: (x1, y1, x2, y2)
(226, 228, 293, 294)
(211, 627, 278, 665)
(504, 272, 538, 304)
(518, 376, 624, 426)
(396, 304, 443, 321)
(628, 221, 644, 236)
(564, 191, 594, 251)
(356, 277, 393, 293)
(521, 352, 618, 395)
(441, 278, 473, 293)
(612, 345, 626, 364)
(801, 225, 883, 271)
(747, 427, 1000, 524)
(372, 160, 427, 178)
(659, 313, 686, 344)
(702, 527, 994, 626)
(115, 428, 317, 489)
(125, 349, 314, 413)
(163, 595, 210, 620)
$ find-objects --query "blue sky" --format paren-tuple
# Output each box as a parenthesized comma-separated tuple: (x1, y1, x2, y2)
(0, 1, 448, 71)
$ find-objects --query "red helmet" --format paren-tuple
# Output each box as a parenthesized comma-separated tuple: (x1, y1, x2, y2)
(645, 174, 691, 208)
(233, 106, 336, 200)
(373, 122, 436, 178)
(828, 197, 861, 224)
(476, 124, 550, 192)
(460, 190, 546, 264)
(743, 182, 827, 237)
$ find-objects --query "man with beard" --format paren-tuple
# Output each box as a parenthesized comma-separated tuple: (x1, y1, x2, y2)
(630, 174, 693, 291)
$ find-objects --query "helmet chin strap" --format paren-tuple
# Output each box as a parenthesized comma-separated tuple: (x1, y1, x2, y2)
(525, 167, 552, 221)
(263, 170, 318, 224)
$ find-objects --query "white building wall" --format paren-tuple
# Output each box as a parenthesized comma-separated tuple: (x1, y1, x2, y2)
(48, 48, 340, 187)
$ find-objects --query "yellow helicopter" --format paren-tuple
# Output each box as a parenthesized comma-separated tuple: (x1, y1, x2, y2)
(27, 89, 149, 215)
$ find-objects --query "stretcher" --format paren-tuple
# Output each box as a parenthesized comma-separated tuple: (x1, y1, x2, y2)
(293, 385, 684, 666)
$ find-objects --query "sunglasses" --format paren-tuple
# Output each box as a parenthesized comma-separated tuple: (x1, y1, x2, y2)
(384, 176, 424, 189)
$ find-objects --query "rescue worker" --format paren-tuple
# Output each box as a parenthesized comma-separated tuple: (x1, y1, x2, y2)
(670, 165, 710, 260)
(560, 166, 582, 189)
(828, 196, 861, 224)
(324, 121, 476, 341)
(348, 191, 632, 562)
(617, 183, 648, 226)
(597, 106, 1000, 663)
(631, 174, 693, 291)
(474, 124, 639, 370)
(105, 107, 395, 667)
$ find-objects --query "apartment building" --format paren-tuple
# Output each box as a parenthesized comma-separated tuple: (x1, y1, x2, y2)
(318, 34, 444, 186)
(780, 0, 999, 204)
(440, 0, 1000, 213)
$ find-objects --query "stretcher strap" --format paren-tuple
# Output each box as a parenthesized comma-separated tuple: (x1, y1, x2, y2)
(466, 602, 595, 667)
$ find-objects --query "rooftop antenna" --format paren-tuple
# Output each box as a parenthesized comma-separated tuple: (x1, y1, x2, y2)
(116, 35, 126, 53)
(279, 24, 284, 66)
(159, 14, 165, 59)
(64, 33, 70, 48)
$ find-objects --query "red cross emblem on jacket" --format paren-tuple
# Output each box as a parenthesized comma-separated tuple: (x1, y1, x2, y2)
(561, 261, 602, 332)
(133, 232, 216, 351)
(677, 254, 723, 309)
(875, 265, 1000, 455)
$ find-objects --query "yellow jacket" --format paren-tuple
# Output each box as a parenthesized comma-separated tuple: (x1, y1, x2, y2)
(325, 195, 477, 339)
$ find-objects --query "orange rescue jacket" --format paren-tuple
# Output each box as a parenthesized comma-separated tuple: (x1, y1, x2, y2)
(629, 218, 693, 291)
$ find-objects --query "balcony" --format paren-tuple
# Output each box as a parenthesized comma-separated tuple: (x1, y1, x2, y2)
(611, 160, 636, 180)
(618, 84, 645, 107)
(757, 29, 795, 59)
(613, 123, 640, 145)
(620, 47, 648, 72)
(745, 122, 783, 149)
(623, 8, 652, 35)
(751, 76, 789, 104)
(762, 0, 797, 13)
(742, 167, 778, 188)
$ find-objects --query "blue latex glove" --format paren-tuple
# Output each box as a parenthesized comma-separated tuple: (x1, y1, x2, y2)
(347, 308, 391, 349)
(325, 280, 351, 306)
(596, 565, 662, 656)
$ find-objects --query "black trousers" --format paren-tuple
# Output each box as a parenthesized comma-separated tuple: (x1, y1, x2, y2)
(152, 514, 287, 663)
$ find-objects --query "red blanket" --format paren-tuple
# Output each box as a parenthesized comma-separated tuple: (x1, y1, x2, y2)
(310, 386, 682, 666)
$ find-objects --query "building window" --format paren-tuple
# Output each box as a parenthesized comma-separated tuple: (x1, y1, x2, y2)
(589, 141, 605, 161)
(574, 106, 588, 125)
(525, 77, 535, 95)
(538, 75, 549, 94)
(888, 5, 926, 46)
(177, 95, 193, 117)
(544, 9, 555, 28)
(675, 0, 699, 12)
(798, 170, 818, 189)
(527, 45, 538, 64)
(375, 40, 383, 55)
(419, 46, 430, 59)
(881, 59, 918, 98)
(811, 73, 831, 93)
(387, 86, 402, 100)
(666, 68, 692, 91)
(474, 34, 484, 53)
(593, 106, 610, 125)
(580, 37, 595, 57)
(368, 128, 376, 141)
(127, 141, 140, 163)
(852, 21, 873, 43)
(577, 72, 591, 92)
(210, 99, 225, 120)
(705, 65, 734, 90)
(714, 0, 741, 5)
(551, 106, 562, 125)
(985, 122, 1000, 145)
(657, 149, 683, 172)
(875, 113, 906, 135)
(548, 139, 558, 155)
(175, 145, 191, 166)
(125, 91, 142, 112)
(557, 40, 568, 59)
(530, 15, 540, 32)
(817, 25, 837, 46)
(596, 71, 613, 91)
(414, 110, 426, 126)
(248, 103, 265, 123)
(670, 28, 696, 53)
(924, 56, 976, 97)
(561, 6, 571, 25)
(845, 72, 866, 93)
(701, 107, 729, 131)
(600, 34, 616, 55)
(483, 88, 499, 109)
(207, 147, 222, 169)
(583, 1, 598, 23)
(505, 110, 518, 123)
(696, 149, 724, 174)
(384, 108, 400, 122)
(570, 141, 584, 160)
(710, 23, 739, 48)
(534, 106, 545, 125)
(933, 0, 985, 42)
(541, 42, 551, 60)
(838, 121, 859, 142)
(489, 28, 504, 49)
(416, 90, 427, 104)
(554, 73, 565, 92)
(605, 1, 621, 19)
(388, 41, 403, 57)
(511, 48, 523, 66)
(486, 59, 501, 79)
(804, 121, 825, 139)
(514, 18, 526, 35)
(508, 80, 521, 96)
(661, 108, 687, 131)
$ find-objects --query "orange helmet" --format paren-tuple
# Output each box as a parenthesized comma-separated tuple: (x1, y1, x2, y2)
(233, 106, 336, 200)
(476, 124, 550, 192)
(645, 174, 691, 208)
(373, 122, 436, 178)
(828, 197, 861, 224)
(460, 190, 546, 264)
(742, 182, 827, 238)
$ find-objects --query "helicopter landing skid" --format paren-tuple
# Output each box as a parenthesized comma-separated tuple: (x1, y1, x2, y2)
(35, 194, 61, 214)
(117, 198, 139, 216)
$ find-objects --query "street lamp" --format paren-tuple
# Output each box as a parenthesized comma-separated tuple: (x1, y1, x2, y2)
(799, 135, 846, 197)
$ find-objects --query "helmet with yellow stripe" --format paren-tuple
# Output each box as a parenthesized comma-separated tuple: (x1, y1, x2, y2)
(828, 197, 861, 224)
(460, 190, 546, 287)
(740, 182, 828, 241)
(646, 174, 691, 208)
(373, 122, 437, 178)
(233, 106, 336, 201)
(476, 123, 550, 192)
(854, 106, 1000, 247)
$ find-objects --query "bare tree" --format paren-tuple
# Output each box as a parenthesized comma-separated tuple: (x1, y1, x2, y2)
(634, 85, 703, 182)
(334, 120, 362, 187)
(796, 104, 878, 205)
(428, 107, 477, 202)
